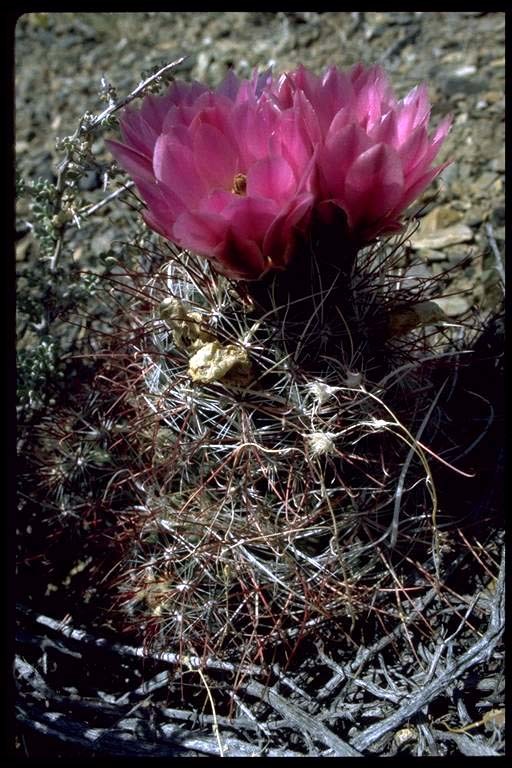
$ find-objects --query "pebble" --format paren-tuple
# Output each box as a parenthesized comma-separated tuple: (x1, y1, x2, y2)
(410, 224, 474, 251)
(477, 271, 504, 310)
(464, 209, 486, 227)
(445, 249, 474, 265)
(417, 205, 463, 231)
(91, 231, 113, 256)
(472, 171, 498, 191)
(453, 65, 477, 77)
(490, 148, 505, 173)
(16, 221, 33, 241)
(78, 169, 102, 191)
(437, 169, 458, 194)
(417, 248, 447, 263)
(400, 261, 433, 288)
(435, 293, 472, 316)
(394, 727, 416, 747)
(481, 90, 505, 105)
(442, 73, 488, 96)
(16, 235, 35, 262)
(490, 206, 505, 227)
(32, 150, 56, 184)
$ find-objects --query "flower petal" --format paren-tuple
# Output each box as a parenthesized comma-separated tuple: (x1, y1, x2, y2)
(232, 99, 278, 164)
(106, 139, 155, 182)
(136, 176, 187, 224)
(399, 83, 431, 135)
(224, 195, 277, 240)
(120, 111, 158, 156)
(247, 156, 296, 204)
(153, 136, 206, 206)
(397, 124, 429, 175)
(217, 68, 241, 101)
(263, 191, 314, 267)
(321, 66, 354, 114)
(317, 123, 373, 199)
(213, 230, 268, 280)
(392, 161, 450, 217)
(192, 121, 238, 189)
(198, 189, 234, 215)
(344, 143, 404, 228)
(368, 110, 398, 147)
(293, 89, 322, 145)
(279, 111, 314, 180)
(173, 210, 227, 254)
(405, 116, 452, 187)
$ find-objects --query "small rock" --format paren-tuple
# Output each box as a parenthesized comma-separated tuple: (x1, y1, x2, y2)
(476, 273, 504, 312)
(465, 208, 486, 227)
(451, 200, 471, 213)
(482, 89, 505, 105)
(33, 151, 56, 184)
(455, 112, 469, 126)
(16, 235, 35, 262)
(445, 249, 473, 265)
(471, 171, 498, 192)
(91, 231, 113, 256)
(16, 221, 33, 241)
(490, 206, 505, 227)
(410, 224, 474, 250)
(401, 262, 433, 287)
(453, 64, 477, 77)
(78, 169, 102, 191)
(456, 162, 473, 182)
(195, 51, 212, 80)
(431, 262, 448, 277)
(417, 248, 447, 262)
(440, 51, 468, 65)
(417, 205, 463, 232)
(442, 74, 488, 96)
(387, 301, 447, 338)
(490, 148, 505, 173)
(435, 293, 472, 316)
(399, 262, 433, 289)
(491, 178, 503, 195)
(438, 163, 459, 184)
(387, 12, 417, 25)
(394, 727, 416, 747)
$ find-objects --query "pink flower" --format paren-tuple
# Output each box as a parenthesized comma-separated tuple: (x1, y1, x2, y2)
(271, 63, 452, 243)
(108, 64, 451, 280)
(107, 70, 315, 280)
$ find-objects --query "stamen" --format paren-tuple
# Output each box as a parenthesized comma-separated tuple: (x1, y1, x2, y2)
(231, 173, 247, 196)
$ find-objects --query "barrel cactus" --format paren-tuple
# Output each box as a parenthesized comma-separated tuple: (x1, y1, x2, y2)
(104, 63, 461, 662)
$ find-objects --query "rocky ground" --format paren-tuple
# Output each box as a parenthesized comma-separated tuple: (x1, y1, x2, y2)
(15, 11, 505, 758)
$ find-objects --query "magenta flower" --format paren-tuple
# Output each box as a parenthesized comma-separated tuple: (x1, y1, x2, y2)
(107, 70, 315, 280)
(271, 63, 452, 243)
(108, 64, 451, 279)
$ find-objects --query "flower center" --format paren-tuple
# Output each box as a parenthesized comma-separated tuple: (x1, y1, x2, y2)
(231, 173, 247, 196)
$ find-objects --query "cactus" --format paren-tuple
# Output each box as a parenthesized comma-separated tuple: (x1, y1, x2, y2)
(95, 63, 489, 664)
(94, 221, 471, 663)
